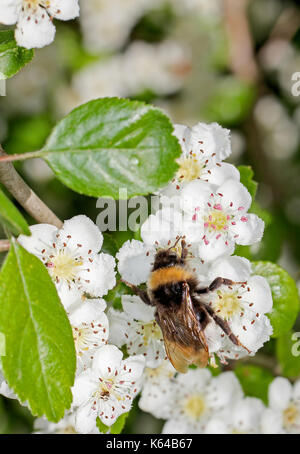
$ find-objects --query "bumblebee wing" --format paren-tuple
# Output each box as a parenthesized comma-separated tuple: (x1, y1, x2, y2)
(163, 335, 209, 373)
(157, 282, 209, 373)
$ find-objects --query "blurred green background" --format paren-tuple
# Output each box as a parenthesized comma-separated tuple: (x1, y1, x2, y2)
(0, 0, 300, 433)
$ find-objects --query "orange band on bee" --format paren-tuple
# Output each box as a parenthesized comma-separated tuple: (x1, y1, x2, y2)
(148, 266, 193, 290)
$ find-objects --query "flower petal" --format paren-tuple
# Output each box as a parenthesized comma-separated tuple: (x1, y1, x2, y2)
(72, 369, 98, 407)
(268, 377, 292, 411)
(245, 276, 273, 314)
(80, 253, 116, 297)
(59, 215, 103, 256)
(198, 237, 235, 262)
(261, 408, 284, 434)
(232, 214, 264, 245)
(207, 255, 251, 282)
(121, 355, 145, 382)
(18, 224, 57, 257)
(0, 0, 22, 25)
(122, 295, 155, 323)
(207, 162, 240, 186)
(231, 397, 265, 433)
(44, 0, 80, 20)
(75, 402, 98, 434)
(116, 240, 154, 285)
(230, 310, 273, 354)
(15, 6, 56, 49)
(206, 372, 243, 411)
(218, 179, 252, 212)
(190, 122, 231, 160)
(92, 345, 123, 377)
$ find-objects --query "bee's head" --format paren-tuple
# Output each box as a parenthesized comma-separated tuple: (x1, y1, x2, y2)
(152, 248, 181, 270)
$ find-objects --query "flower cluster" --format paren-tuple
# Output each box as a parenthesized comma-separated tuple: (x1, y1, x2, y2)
(139, 367, 300, 434)
(17, 215, 145, 433)
(0, 123, 276, 434)
(0, 0, 80, 49)
(116, 122, 273, 365)
(79, 0, 221, 54)
(66, 40, 190, 114)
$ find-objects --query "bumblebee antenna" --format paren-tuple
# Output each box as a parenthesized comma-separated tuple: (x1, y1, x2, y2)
(167, 236, 182, 251)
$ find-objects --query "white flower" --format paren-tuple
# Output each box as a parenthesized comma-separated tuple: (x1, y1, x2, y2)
(79, 0, 153, 53)
(204, 397, 265, 434)
(178, 178, 264, 261)
(141, 205, 203, 251)
(116, 239, 154, 286)
(72, 40, 190, 106)
(68, 297, 109, 373)
(123, 40, 191, 96)
(139, 361, 176, 418)
(261, 377, 300, 434)
(161, 122, 239, 197)
(108, 295, 165, 368)
(0, 0, 80, 49)
(72, 345, 145, 432)
(201, 256, 273, 361)
(157, 370, 243, 433)
(18, 215, 116, 306)
(33, 412, 99, 434)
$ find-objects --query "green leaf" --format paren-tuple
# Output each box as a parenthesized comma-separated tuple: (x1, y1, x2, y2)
(97, 412, 129, 434)
(96, 417, 110, 434)
(41, 98, 181, 198)
(0, 30, 34, 80)
(0, 188, 30, 236)
(237, 165, 258, 201)
(0, 240, 76, 422)
(252, 261, 300, 338)
(202, 76, 256, 126)
(235, 364, 273, 404)
(110, 412, 129, 434)
(276, 331, 300, 379)
(101, 233, 119, 256)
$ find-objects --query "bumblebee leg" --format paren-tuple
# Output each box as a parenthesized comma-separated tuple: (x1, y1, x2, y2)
(202, 304, 251, 354)
(121, 279, 152, 306)
(195, 277, 247, 294)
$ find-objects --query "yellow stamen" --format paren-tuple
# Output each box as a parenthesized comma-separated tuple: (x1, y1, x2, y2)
(212, 291, 241, 320)
(204, 210, 228, 232)
(176, 156, 203, 182)
(184, 395, 206, 420)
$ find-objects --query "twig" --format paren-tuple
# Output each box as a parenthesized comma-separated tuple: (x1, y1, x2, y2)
(223, 0, 259, 83)
(223, 0, 283, 204)
(0, 146, 63, 229)
(0, 240, 10, 253)
(266, 5, 300, 43)
(0, 151, 40, 163)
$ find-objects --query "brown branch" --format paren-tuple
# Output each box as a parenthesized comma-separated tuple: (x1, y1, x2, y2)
(267, 5, 300, 43)
(0, 146, 63, 229)
(223, 0, 259, 83)
(0, 240, 10, 253)
(0, 151, 40, 163)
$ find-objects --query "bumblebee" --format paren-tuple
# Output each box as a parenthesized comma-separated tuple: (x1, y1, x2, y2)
(123, 238, 249, 373)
